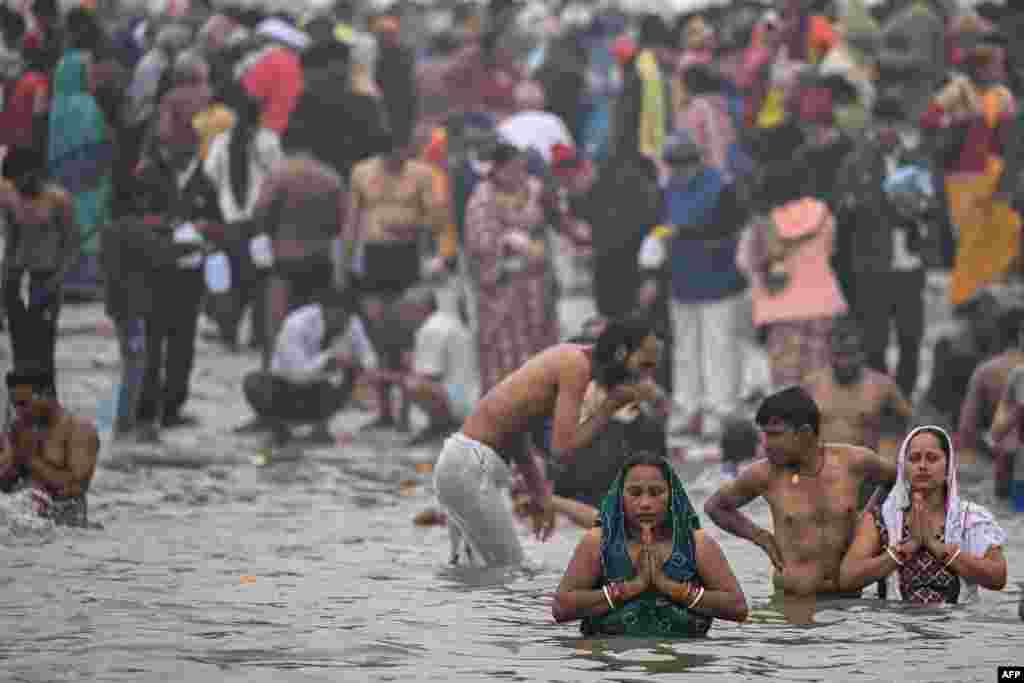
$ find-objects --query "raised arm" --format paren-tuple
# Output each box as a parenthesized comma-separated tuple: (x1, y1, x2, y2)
(547, 352, 651, 461)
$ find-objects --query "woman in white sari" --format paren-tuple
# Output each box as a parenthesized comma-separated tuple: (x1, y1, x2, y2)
(839, 426, 1007, 604)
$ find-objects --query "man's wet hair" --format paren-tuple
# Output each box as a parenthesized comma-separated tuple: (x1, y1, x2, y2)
(592, 315, 656, 387)
(755, 386, 821, 436)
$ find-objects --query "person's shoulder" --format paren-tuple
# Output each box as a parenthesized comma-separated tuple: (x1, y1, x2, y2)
(43, 184, 72, 208)
(351, 156, 376, 178)
(405, 158, 435, 178)
(827, 442, 876, 465)
(63, 411, 99, 439)
(735, 456, 773, 483)
(961, 500, 1003, 529)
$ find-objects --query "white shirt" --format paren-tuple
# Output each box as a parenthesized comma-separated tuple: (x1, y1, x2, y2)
(271, 304, 377, 385)
(413, 310, 477, 399)
(497, 110, 574, 164)
(203, 127, 283, 223)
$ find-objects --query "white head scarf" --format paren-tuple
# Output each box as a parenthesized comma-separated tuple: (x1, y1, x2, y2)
(880, 425, 1008, 601)
(881, 425, 962, 546)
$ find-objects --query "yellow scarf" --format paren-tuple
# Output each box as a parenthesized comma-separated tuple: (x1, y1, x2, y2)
(636, 50, 666, 160)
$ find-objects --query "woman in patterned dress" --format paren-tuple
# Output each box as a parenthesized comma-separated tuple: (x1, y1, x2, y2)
(464, 143, 559, 393)
(839, 426, 1008, 604)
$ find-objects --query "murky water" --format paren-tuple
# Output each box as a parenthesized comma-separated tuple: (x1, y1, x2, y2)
(1, 298, 1022, 682)
(1, 443, 1021, 683)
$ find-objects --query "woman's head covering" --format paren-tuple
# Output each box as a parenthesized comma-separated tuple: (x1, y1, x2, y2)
(597, 454, 701, 583)
(880, 425, 1008, 601)
(881, 426, 960, 547)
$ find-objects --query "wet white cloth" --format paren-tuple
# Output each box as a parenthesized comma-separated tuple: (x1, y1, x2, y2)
(434, 433, 523, 567)
(270, 304, 377, 385)
(881, 425, 1009, 602)
(413, 311, 478, 420)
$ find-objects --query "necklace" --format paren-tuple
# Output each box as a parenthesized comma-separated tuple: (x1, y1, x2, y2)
(791, 447, 825, 485)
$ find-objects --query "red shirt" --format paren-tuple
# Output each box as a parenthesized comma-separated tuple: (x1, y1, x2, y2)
(0, 71, 48, 149)
(240, 46, 303, 135)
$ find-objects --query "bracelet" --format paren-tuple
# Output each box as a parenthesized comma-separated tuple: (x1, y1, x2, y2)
(602, 585, 615, 610)
(886, 546, 905, 566)
(687, 586, 705, 610)
(944, 546, 962, 569)
(609, 581, 626, 606)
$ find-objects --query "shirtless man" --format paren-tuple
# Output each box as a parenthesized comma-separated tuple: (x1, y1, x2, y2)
(804, 320, 913, 454)
(958, 311, 1024, 473)
(704, 387, 897, 622)
(433, 316, 662, 566)
(0, 368, 100, 527)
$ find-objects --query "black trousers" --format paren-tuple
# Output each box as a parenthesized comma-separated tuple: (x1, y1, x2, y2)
(243, 370, 354, 424)
(4, 269, 59, 375)
(853, 268, 926, 398)
(137, 270, 205, 423)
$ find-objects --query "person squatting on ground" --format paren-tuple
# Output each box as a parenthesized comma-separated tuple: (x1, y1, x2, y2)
(241, 288, 377, 447)
(380, 285, 477, 448)
(0, 368, 99, 527)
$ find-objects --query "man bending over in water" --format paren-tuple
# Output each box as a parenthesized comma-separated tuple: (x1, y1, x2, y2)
(0, 368, 100, 526)
(704, 386, 896, 621)
(433, 316, 663, 566)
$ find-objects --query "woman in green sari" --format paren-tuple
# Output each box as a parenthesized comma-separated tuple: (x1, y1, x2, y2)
(47, 27, 114, 299)
(553, 451, 748, 637)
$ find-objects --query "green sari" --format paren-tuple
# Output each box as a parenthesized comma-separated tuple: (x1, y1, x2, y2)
(581, 458, 712, 638)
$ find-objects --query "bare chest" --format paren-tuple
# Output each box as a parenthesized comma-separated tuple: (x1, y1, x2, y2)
(769, 467, 859, 536)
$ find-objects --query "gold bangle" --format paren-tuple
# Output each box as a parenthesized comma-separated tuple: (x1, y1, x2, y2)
(687, 586, 705, 610)
(943, 546, 962, 569)
(602, 585, 615, 610)
(886, 546, 904, 566)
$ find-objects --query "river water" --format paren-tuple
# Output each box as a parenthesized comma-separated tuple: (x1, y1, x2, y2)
(1, 300, 1022, 683)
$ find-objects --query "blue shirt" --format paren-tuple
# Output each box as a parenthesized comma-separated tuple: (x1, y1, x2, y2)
(666, 169, 747, 303)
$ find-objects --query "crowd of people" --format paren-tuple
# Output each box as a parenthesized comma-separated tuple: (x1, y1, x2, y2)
(0, 0, 1019, 627)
